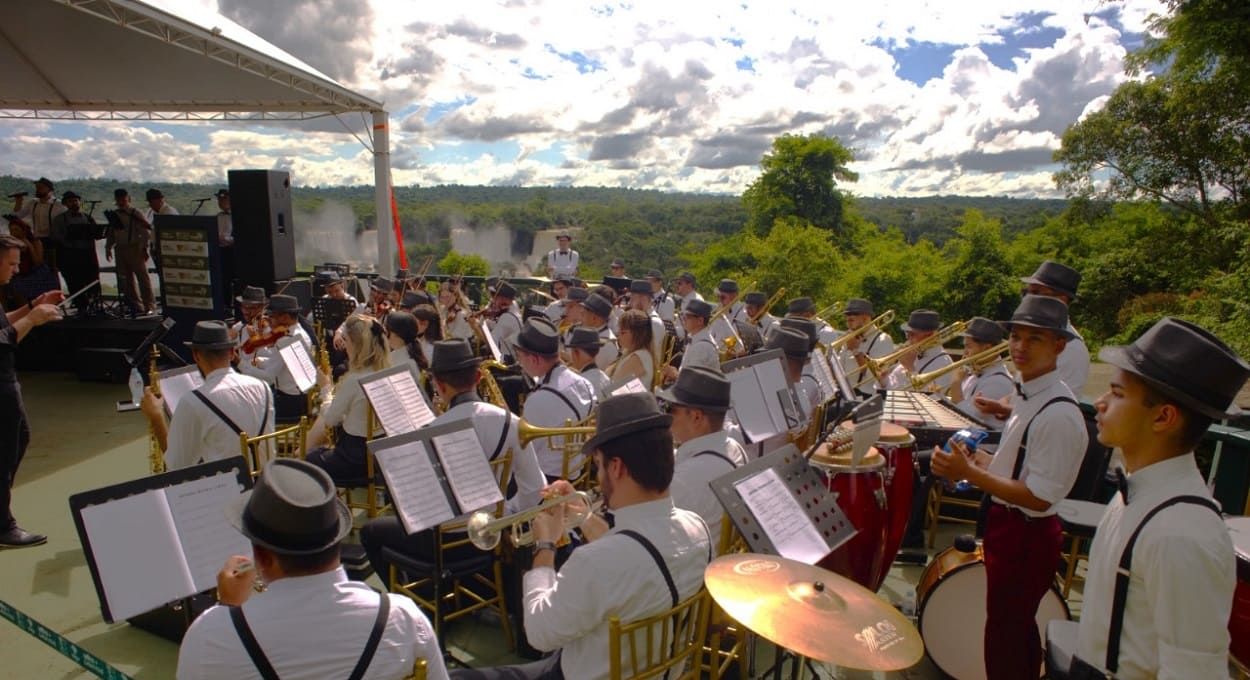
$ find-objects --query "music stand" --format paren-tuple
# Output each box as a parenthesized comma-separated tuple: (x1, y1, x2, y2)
(123, 317, 187, 376)
(311, 297, 357, 333)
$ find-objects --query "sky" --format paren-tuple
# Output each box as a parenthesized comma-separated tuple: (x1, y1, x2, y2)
(0, 0, 1160, 198)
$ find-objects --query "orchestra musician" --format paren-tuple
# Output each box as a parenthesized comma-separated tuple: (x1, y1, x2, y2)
(231, 286, 267, 348)
(672, 299, 717, 376)
(777, 316, 823, 405)
(949, 317, 1013, 430)
(786, 296, 839, 348)
(714, 279, 746, 326)
(143, 188, 179, 224)
(743, 291, 779, 338)
(557, 288, 587, 343)
(305, 315, 392, 484)
(214, 189, 234, 309)
(141, 321, 274, 471)
(1020, 260, 1089, 396)
(931, 295, 1087, 680)
(671, 272, 702, 340)
(607, 309, 655, 390)
(1064, 318, 1249, 679)
(411, 304, 442, 362)
(238, 294, 315, 424)
(449, 392, 711, 680)
(543, 276, 572, 324)
(316, 270, 360, 311)
(366, 277, 392, 316)
(104, 188, 156, 316)
(49, 191, 101, 315)
(544, 231, 579, 279)
(884, 310, 954, 392)
(10, 177, 65, 275)
(608, 257, 627, 279)
(579, 293, 618, 371)
(512, 318, 596, 482)
(486, 282, 523, 361)
(626, 280, 667, 364)
(438, 279, 473, 340)
(839, 297, 895, 396)
(646, 269, 676, 329)
(383, 310, 426, 372)
(179, 459, 449, 680)
(565, 327, 609, 394)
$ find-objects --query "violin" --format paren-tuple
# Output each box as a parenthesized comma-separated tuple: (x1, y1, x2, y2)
(240, 322, 291, 354)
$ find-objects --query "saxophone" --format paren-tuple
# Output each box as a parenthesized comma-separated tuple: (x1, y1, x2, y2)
(148, 345, 165, 475)
(477, 359, 511, 410)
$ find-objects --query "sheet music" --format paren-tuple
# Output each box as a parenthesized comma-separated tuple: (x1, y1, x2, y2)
(79, 490, 195, 622)
(159, 366, 204, 418)
(276, 336, 317, 393)
(433, 427, 504, 513)
(726, 367, 780, 443)
(389, 370, 435, 430)
(484, 324, 503, 362)
(734, 468, 829, 565)
(165, 471, 252, 592)
(374, 440, 455, 534)
(808, 351, 838, 402)
(610, 377, 647, 396)
(361, 369, 434, 436)
(754, 360, 794, 433)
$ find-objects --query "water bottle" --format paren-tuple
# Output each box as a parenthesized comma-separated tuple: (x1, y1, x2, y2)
(900, 588, 917, 619)
(128, 368, 144, 406)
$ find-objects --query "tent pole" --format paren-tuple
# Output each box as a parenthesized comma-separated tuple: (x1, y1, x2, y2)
(372, 109, 394, 274)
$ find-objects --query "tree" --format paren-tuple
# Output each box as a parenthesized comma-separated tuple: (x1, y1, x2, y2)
(437, 250, 490, 277)
(939, 210, 1018, 322)
(742, 133, 858, 239)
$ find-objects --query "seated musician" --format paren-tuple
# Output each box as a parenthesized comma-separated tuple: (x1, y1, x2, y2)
(672, 298, 717, 377)
(884, 310, 953, 392)
(743, 291, 778, 338)
(487, 282, 523, 360)
(304, 315, 392, 484)
(543, 276, 571, 323)
(557, 287, 587, 342)
(383, 311, 426, 371)
(360, 339, 546, 586)
(627, 279, 668, 363)
(748, 327, 816, 459)
(671, 271, 703, 341)
(366, 277, 392, 316)
(317, 270, 362, 312)
(439, 278, 474, 340)
(238, 294, 316, 423)
(659, 366, 746, 548)
(141, 321, 274, 470)
(714, 279, 746, 325)
(838, 298, 894, 395)
(646, 269, 676, 329)
(450, 392, 711, 680)
(579, 293, 618, 371)
(948, 317, 1013, 430)
(1064, 318, 1248, 679)
(177, 459, 449, 680)
(513, 318, 596, 481)
(565, 327, 609, 394)
(786, 296, 839, 348)
(777, 316, 824, 406)
(606, 309, 654, 389)
(411, 304, 442, 360)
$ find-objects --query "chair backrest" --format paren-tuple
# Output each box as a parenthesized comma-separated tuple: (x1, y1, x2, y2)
(1066, 408, 1112, 502)
(239, 417, 309, 478)
(609, 588, 712, 680)
(716, 514, 746, 557)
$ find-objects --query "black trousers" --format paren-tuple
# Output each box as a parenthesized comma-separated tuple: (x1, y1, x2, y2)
(274, 390, 308, 423)
(450, 651, 563, 680)
(359, 516, 479, 587)
(0, 382, 31, 530)
(58, 248, 100, 311)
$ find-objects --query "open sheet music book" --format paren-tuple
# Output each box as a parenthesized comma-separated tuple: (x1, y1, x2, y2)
(369, 419, 504, 535)
(734, 467, 829, 564)
(69, 458, 252, 623)
(359, 364, 436, 437)
(275, 335, 318, 393)
(606, 375, 647, 397)
(722, 350, 798, 443)
(158, 365, 204, 418)
(808, 350, 839, 402)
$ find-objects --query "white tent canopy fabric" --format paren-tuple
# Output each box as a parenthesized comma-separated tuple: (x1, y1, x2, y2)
(0, 0, 395, 270)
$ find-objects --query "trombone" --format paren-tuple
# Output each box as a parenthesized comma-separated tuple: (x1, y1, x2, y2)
(909, 341, 1009, 392)
(747, 287, 786, 326)
(828, 310, 895, 352)
(857, 320, 969, 387)
(466, 490, 594, 550)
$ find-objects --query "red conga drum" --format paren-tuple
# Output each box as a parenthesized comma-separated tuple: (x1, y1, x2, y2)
(811, 443, 889, 590)
(875, 422, 916, 590)
(1227, 517, 1250, 672)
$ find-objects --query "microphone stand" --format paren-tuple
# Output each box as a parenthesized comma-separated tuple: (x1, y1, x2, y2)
(191, 198, 211, 215)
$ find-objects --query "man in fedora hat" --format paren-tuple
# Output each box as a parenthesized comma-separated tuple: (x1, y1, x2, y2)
(557, 287, 588, 339)
(11, 176, 66, 275)
(949, 316, 1014, 430)
(784, 296, 839, 350)
(564, 326, 609, 394)
(512, 318, 596, 480)
(580, 293, 618, 372)
(104, 188, 155, 316)
(141, 321, 274, 471)
(544, 231, 579, 279)
(485, 282, 523, 360)
(672, 299, 718, 381)
(359, 339, 545, 587)
(239, 294, 315, 423)
(231, 285, 268, 349)
(366, 276, 392, 316)
(714, 279, 745, 325)
(450, 393, 711, 680)
(1021, 260, 1089, 396)
(177, 459, 448, 680)
(608, 257, 627, 279)
(143, 187, 178, 225)
(884, 309, 954, 392)
(49, 190, 101, 314)
(743, 291, 778, 337)
(835, 297, 894, 395)
(659, 366, 746, 546)
(671, 272, 702, 341)
(932, 295, 1088, 679)
(644, 269, 676, 329)
(1056, 318, 1249, 679)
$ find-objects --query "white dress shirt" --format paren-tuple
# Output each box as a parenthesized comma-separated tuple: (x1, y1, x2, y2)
(681, 327, 719, 372)
(544, 299, 567, 323)
(489, 307, 523, 358)
(546, 248, 580, 277)
(839, 331, 894, 394)
(522, 364, 596, 477)
(671, 430, 747, 548)
(165, 367, 274, 470)
(589, 325, 618, 371)
(145, 202, 179, 225)
(523, 497, 711, 680)
(240, 325, 315, 396)
(884, 345, 953, 392)
(321, 369, 374, 438)
(675, 290, 704, 340)
(1077, 454, 1234, 679)
(15, 197, 66, 238)
(653, 291, 676, 324)
(1056, 323, 1090, 397)
(816, 321, 841, 348)
(580, 365, 610, 395)
(955, 363, 1014, 429)
(434, 396, 546, 514)
(176, 568, 449, 680)
(985, 370, 1087, 516)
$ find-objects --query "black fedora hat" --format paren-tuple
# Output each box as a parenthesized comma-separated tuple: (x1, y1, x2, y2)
(583, 293, 612, 320)
(777, 316, 818, 351)
(566, 287, 589, 303)
(145, 188, 164, 201)
(35, 177, 54, 190)
(743, 291, 767, 307)
(787, 297, 815, 315)
(683, 299, 713, 320)
(1099, 317, 1249, 419)
(645, 269, 664, 280)
(370, 276, 393, 294)
(61, 190, 81, 201)
(184, 320, 236, 350)
(214, 188, 229, 198)
(1021, 260, 1081, 299)
(629, 279, 651, 294)
(657, 365, 732, 413)
(717, 279, 739, 294)
(513, 317, 560, 357)
(767, 327, 811, 360)
(315, 270, 343, 285)
(267, 294, 301, 315)
(963, 316, 1005, 344)
(677, 272, 697, 285)
(495, 282, 517, 300)
(844, 298, 873, 316)
(610, 258, 626, 267)
(430, 339, 483, 373)
(901, 309, 941, 333)
(235, 285, 268, 305)
(999, 295, 1076, 339)
(566, 326, 604, 350)
(226, 459, 352, 556)
(582, 392, 673, 454)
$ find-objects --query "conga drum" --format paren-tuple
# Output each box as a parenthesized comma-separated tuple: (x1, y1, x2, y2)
(811, 444, 889, 590)
(875, 422, 916, 590)
(1227, 517, 1250, 671)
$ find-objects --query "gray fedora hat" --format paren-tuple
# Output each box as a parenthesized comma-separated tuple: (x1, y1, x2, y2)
(583, 293, 612, 320)
(629, 279, 651, 294)
(266, 294, 302, 315)
(512, 317, 560, 357)
(787, 297, 816, 315)
(999, 295, 1076, 339)
(683, 298, 713, 319)
(677, 272, 697, 285)
(566, 287, 589, 302)
(495, 282, 518, 300)
(235, 285, 267, 305)
(767, 327, 811, 360)
(582, 392, 673, 454)
(901, 309, 941, 333)
(226, 459, 352, 555)
(184, 320, 235, 350)
(1021, 260, 1081, 299)
(430, 339, 482, 373)
(566, 326, 604, 350)
(844, 298, 873, 316)
(1099, 317, 1249, 419)
(657, 365, 732, 413)
(963, 316, 1004, 344)
(370, 276, 394, 294)
(777, 316, 818, 352)
(717, 279, 739, 294)
(743, 291, 767, 307)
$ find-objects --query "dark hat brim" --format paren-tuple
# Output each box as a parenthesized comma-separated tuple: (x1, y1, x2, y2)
(900, 322, 940, 333)
(998, 318, 1077, 340)
(225, 489, 353, 556)
(511, 337, 559, 358)
(431, 356, 483, 373)
(1019, 275, 1078, 299)
(1099, 346, 1243, 419)
(235, 295, 267, 304)
(184, 340, 236, 350)
(581, 412, 673, 455)
(655, 385, 731, 413)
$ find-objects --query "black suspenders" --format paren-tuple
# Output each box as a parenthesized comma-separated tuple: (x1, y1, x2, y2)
(231, 591, 391, 680)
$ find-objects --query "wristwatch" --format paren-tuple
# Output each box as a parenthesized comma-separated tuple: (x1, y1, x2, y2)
(533, 540, 557, 555)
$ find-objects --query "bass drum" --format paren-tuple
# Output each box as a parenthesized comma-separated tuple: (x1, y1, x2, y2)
(916, 546, 1070, 680)
(1227, 517, 1250, 672)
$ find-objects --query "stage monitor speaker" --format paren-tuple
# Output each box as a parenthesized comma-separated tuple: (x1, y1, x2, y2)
(228, 169, 296, 289)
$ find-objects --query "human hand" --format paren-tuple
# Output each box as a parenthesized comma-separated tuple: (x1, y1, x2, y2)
(27, 303, 63, 326)
(973, 394, 1011, 419)
(216, 555, 258, 606)
(140, 387, 164, 419)
(33, 290, 65, 306)
(931, 441, 973, 481)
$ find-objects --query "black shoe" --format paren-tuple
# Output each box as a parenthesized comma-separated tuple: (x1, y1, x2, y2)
(894, 550, 928, 566)
(0, 527, 48, 548)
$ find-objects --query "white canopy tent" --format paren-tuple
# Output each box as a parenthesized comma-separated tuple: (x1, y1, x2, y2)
(0, 0, 396, 272)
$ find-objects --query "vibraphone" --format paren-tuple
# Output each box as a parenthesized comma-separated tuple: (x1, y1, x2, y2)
(881, 390, 998, 449)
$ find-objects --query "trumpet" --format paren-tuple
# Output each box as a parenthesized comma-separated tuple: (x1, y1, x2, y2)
(859, 320, 969, 386)
(829, 310, 895, 352)
(516, 418, 599, 448)
(909, 341, 1009, 392)
(466, 490, 594, 550)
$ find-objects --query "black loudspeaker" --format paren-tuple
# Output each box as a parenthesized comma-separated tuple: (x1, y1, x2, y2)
(228, 169, 296, 289)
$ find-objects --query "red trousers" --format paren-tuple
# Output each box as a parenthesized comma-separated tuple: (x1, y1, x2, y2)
(982, 503, 1061, 680)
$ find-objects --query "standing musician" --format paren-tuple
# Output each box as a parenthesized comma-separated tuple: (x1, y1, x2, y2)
(743, 291, 779, 338)
(714, 279, 746, 326)
(671, 272, 702, 340)
(607, 309, 655, 390)
(627, 280, 667, 363)
(565, 327, 609, 394)
(214, 189, 235, 308)
(545, 231, 580, 279)
(360, 339, 546, 588)
(580, 293, 618, 372)
(839, 298, 894, 395)
(949, 317, 1013, 430)
(785, 297, 839, 348)
(646, 269, 676, 329)
(884, 310, 954, 392)
(104, 188, 156, 316)
(49, 191, 100, 315)
(512, 318, 596, 481)
(179, 459, 449, 680)
(439, 278, 474, 340)
(544, 276, 572, 324)
(1062, 318, 1248, 679)
(239, 294, 315, 424)
(931, 295, 1087, 680)
(143, 188, 179, 224)
(1021, 260, 1089, 396)
(672, 299, 718, 376)
(141, 321, 274, 471)
(11, 177, 65, 276)
(660, 366, 746, 547)
(608, 257, 627, 279)
(486, 282, 523, 360)
(449, 392, 711, 680)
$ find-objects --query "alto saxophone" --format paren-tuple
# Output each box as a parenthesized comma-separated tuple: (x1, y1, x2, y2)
(148, 345, 165, 475)
(477, 359, 511, 410)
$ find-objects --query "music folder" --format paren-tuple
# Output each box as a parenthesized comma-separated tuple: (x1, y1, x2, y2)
(721, 349, 801, 444)
(358, 364, 436, 437)
(367, 419, 505, 535)
(275, 335, 318, 394)
(69, 457, 253, 623)
(158, 364, 204, 419)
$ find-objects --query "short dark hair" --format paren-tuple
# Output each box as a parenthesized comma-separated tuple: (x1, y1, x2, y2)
(1139, 380, 1214, 451)
(434, 366, 479, 391)
(590, 285, 616, 302)
(597, 426, 674, 493)
(195, 347, 233, 363)
(271, 544, 340, 576)
(573, 344, 600, 359)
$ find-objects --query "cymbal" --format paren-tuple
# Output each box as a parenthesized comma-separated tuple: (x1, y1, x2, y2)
(705, 553, 923, 671)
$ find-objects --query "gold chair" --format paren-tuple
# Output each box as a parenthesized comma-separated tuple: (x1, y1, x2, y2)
(388, 449, 516, 650)
(338, 404, 391, 520)
(238, 417, 309, 477)
(609, 587, 713, 680)
(925, 483, 981, 547)
(407, 657, 427, 680)
(704, 516, 749, 680)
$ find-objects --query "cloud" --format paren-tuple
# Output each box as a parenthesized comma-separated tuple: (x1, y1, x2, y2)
(588, 133, 651, 161)
(217, 0, 374, 82)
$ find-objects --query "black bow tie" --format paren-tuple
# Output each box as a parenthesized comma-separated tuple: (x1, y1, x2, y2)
(1115, 468, 1129, 504)
(1014, 381, 1026, 400)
